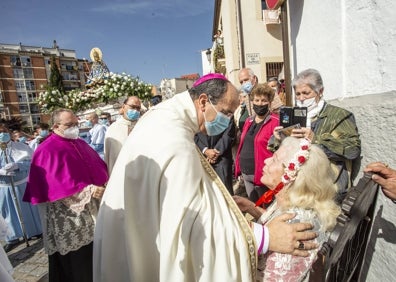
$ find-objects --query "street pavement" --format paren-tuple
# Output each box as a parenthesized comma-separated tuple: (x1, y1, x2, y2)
(2, 238, 48, 282)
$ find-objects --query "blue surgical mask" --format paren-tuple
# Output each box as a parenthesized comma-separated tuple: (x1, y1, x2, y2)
(0, 132, 11, 143)
(241, 81, 253, 93)
(19, 136, 27, 143)
(99, 119, 108, 126)
(86, 121, 93, 128)
(126, 109, 140, 121)
(39, 130, 49, 137)
(204, 100, 231, 136)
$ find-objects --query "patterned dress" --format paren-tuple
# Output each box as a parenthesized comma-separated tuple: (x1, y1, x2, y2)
(257, 202, 329, 282)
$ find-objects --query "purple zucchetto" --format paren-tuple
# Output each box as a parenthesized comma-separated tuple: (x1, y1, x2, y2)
(193, 73, 229, 87)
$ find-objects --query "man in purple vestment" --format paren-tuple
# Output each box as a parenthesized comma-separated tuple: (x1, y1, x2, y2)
(23, 109, 108, 282)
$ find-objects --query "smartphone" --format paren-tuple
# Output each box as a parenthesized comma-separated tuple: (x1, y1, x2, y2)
(293, 107, 307, 128)
(279, 107, 294, 128)
(279, 106, 307, 128)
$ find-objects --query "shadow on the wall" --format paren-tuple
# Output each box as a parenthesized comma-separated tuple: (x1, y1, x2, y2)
(360, 204, 396, 281)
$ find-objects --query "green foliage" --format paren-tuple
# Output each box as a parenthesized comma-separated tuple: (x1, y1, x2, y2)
(49, 56, 64, 93)
(213, 45, 226, 74)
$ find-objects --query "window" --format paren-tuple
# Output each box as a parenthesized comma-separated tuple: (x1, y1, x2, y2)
(13, 69, 24, 78)
(20, 56, 31, 67)
(19, 104, 30, 113)
(15, 81, 26, 90)
(10, 56, 21, 67)
(23, 68, 34, 79)
(32, 115, 41, 124)
(266, 62, 283, 81)
(25, 80, 35, 91)
(30, 104, 40, 114)
(28, 92, 39, 102)
(17, 91, 28, 102)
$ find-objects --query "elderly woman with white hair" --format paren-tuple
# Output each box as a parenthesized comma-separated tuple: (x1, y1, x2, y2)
(234, 136, 341, 281)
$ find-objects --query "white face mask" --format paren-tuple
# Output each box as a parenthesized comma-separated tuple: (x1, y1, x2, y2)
(62, 126, 80, 139)
(296, 96, 317, 110)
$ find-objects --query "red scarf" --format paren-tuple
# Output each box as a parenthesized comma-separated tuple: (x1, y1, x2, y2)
(255, 182, 284, 207)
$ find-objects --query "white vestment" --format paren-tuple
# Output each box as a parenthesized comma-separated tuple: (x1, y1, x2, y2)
(104, 117, 137, 174)
(0, 215, 14, 282)
(94, 91, 257, 281)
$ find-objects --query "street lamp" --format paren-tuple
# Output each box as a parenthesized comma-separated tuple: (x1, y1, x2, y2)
(205, 48, 212, 63)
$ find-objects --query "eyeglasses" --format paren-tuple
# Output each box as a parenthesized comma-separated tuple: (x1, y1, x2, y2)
(239, 78, 250, 84)
(99, 117, 108, 120)
(125, 104, 141, 111)
(57, 122, 78, 128)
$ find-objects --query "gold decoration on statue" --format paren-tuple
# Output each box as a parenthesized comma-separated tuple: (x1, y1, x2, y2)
(86, 47, 110, 88)
(90, 47, 103, 62)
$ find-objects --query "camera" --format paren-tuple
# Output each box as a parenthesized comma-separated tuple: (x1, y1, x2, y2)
(279, 106, 308, 128)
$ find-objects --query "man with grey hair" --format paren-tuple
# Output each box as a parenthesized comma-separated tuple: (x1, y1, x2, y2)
(24, 108, 108, 282)
(94, 73, 318, 282)
(236, 67, 258, 125)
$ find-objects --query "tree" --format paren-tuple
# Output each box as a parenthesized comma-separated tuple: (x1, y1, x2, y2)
(49, 56, 64, 93)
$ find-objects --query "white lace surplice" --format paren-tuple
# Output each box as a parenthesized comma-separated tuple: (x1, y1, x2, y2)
(257, 203, 329, 282)
(38, 186, 99, 255)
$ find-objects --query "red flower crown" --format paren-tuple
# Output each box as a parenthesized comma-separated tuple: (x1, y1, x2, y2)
(281, 138, 311, 184)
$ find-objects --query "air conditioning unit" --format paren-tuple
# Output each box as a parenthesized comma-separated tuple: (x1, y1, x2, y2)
(263, 9, 281, 25)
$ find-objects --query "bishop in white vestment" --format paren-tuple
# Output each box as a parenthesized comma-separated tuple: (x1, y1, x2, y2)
(94, 75, 257, 281)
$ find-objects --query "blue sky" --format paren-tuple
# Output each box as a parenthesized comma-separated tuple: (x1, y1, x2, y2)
(0, 0, 214, 86)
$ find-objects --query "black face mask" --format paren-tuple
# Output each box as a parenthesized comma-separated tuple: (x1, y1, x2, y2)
(253, 104, 269, 116)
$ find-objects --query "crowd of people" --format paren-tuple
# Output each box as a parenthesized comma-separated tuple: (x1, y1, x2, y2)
(0, 69, 394, 281)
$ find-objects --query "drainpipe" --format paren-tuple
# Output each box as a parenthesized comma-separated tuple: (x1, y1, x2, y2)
(237, 0, 245, 68)
(281, 2, 292, 106)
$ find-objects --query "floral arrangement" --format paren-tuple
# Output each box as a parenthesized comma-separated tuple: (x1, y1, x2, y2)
(37, 72, 152, 113)
(281, 138, 311, 184)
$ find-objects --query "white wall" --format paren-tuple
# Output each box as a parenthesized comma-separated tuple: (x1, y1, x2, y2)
(201, 49, 212, 74)
(330, 92, 396, 281)
(288, 1, 396, 280)
(344, 0, 396, 97)
(288, 0, 396, 100)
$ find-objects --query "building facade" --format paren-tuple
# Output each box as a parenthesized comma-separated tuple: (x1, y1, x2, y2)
(211, 0, 284, 85)
(0, 42, 89, 129)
